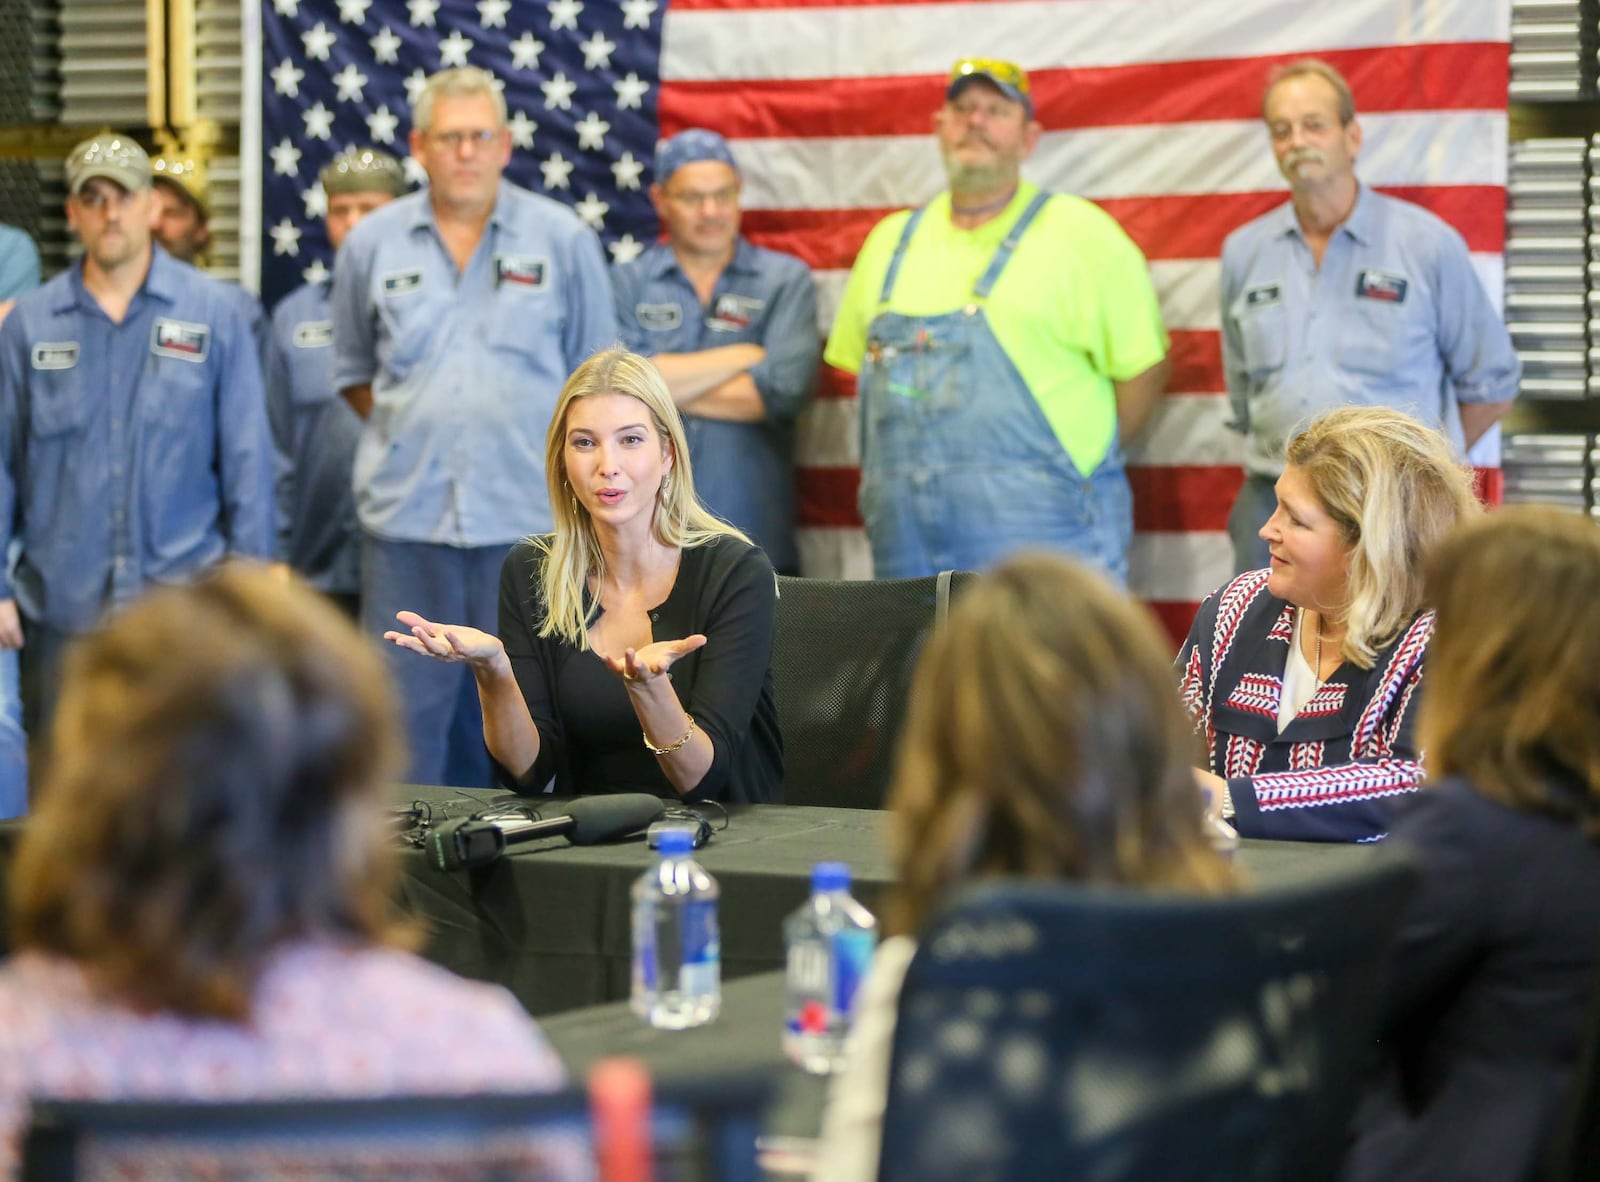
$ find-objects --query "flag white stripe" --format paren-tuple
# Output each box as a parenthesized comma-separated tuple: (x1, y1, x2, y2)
(1125, 395, 1241, 467)
(1129, 531, 1236, 603)
(662, 0, 1506, 83)
(796, 397, 861, 468)
(735, 112, 1507, 212)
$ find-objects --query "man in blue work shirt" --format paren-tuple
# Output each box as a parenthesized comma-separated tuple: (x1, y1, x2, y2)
(332, 67, 616, 787)
(267, 147, 406, 620)
(0, 132, 274, 735)
(1220, 59, 1520, 572)
(0, 222, 39, 817)
(612, 130, 819, 574)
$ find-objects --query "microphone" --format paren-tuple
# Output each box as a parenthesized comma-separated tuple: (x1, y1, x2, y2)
(427, 793, 665, 872)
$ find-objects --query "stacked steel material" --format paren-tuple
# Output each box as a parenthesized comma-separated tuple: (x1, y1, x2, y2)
(1511, 0, 1596, 100)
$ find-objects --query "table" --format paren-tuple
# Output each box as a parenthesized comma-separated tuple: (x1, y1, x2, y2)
(396, 786, 1374, 1016)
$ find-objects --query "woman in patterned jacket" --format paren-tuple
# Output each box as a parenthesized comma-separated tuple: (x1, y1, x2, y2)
(1180, 406, 1479, 842)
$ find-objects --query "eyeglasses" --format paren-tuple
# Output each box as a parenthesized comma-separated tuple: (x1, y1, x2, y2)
(663, 186, 739, 210)
(949, 57, 1032, 96)
(73, 185, 141, 212)
(428, 128, 501, 151)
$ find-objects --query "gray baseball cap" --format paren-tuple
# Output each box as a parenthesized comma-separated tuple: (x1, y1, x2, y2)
(66, 133, 152, 196)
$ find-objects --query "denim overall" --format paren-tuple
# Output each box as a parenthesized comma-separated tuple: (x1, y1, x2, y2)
(857, 194, 1133, 583)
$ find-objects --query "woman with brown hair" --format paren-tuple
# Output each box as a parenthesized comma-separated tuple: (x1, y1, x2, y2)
(1180, 406, 1479, 842)
(1344, 506, 1600, 1182)
(0, 566, 564, 1171)
(815, 552, 1235, 1181)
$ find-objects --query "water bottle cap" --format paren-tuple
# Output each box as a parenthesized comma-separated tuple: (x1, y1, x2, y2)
(812, 861, 850, 892)
(657, 829, 695, 855)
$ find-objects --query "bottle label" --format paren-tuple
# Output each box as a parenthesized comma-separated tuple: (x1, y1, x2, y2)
(633, 899, 657, 991)
(833, 928, 876, 1017)
(681, 898, 720, 996)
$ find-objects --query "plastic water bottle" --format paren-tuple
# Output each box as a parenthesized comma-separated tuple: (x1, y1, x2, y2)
(783, 862, 878, 1073)
(1203, 787, 1240, 859)
(631, 829, 720, 1029)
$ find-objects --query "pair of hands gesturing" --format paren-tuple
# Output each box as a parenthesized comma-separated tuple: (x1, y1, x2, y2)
(384, 611, 707, 685)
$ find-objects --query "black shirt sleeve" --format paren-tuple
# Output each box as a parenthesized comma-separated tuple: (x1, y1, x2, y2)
(497, 539, 567, 791)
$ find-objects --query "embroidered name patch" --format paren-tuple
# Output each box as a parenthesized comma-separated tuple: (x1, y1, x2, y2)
(636, 302, 683, 332)
(151, 318, 210, 362)
(707, 292, 764, 332)
(1245, 284, 1281, 308)
(495, 255, 547, 289)
(1355, 269, 1408, 304)
(292, 319, 334, 348)
(382, 269, 423, 296)
(30, 342, 78, 371)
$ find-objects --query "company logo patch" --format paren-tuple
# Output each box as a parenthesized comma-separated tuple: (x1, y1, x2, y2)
(151, 318, 210, 362)
(636, 302, 683, 332)
(495, 255, 547, 289)
(707, 292, 764, 332)
(382, 269, 423, 296)
(292, 319, 334, 348)
(1245, 284, 1281, 308)
(30, 342, 78, 371)
(1355, 269, 1408, 304)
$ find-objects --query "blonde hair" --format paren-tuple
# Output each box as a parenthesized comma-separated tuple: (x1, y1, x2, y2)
(1284, 406, 1479, 669)
(1263, 58, 1357, 125)
(886, 553, 1235, 938)
(11, 566, 412, 1020)
(412, 67, 507, 132)
(1421, 507, 1600, 840)
(538, 347, 750, 646)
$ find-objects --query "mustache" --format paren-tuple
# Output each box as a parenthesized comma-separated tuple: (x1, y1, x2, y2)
(1284, 148, 1324, 168)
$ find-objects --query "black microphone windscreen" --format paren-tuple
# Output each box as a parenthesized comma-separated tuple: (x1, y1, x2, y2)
(566, 793, 666, 845)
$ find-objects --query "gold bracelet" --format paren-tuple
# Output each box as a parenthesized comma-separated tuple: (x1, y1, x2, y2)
(643, 714, 696, 756)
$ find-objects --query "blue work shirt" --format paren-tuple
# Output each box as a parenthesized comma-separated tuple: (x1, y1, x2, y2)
(1220, 185, 1521, 477)
(0, 226, 40, 301)
(266, 278, 361, 594)
(612, 238, 818, 572)
(331, 181, 617, 547)
(0, 247, 274, 632)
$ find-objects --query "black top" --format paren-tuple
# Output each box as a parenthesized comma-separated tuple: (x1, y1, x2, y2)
(498, 535, 783, 803)
(1344, 777, 1600, 1182)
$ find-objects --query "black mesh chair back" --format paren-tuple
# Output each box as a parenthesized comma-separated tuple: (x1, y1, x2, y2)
(771, 570, 973, 808)
(878, 857, 1419, 1182)
(22, 1070, 771, 1182)
(1548, 956, 1600, 1182)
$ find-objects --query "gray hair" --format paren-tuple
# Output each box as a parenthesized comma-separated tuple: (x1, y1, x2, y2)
(1262, 59, 1357, 126)
(411, 67, 507, 133)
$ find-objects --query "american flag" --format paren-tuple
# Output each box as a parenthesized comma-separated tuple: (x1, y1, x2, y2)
(252, 0, 1510, 643)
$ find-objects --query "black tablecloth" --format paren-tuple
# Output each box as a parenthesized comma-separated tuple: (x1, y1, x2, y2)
(396, 787, 1374, 1017)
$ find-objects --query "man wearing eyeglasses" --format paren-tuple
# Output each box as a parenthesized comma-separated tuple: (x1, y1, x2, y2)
(267, 148, 407, 622)
(610, 130, 818, 574)
(0, 131, 274, 738)
(825, 59, 1169, 583)
(1220, 59, 1520, 573)
(331, 67, 616, 788)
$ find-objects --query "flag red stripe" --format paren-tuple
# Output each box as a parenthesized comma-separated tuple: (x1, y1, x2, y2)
(1147, 600, 1203, 651)
(1168, 330, 1223, 394)
(660, 44, 1508, 139)
(798, 466, 862, 527)
(819, 364, 858, 401)
(739, 185, 1505, 272)
(1128, 465, 1243, 533)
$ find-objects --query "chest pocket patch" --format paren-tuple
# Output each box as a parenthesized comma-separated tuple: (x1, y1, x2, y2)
(496, 255, 547, 289)
(707, 292, 764, 332)
(382, 269, 423, 296)
(1355, 269, 1409, 304)
(293, 319, 334, 348)
(151, 318, 210, 363)
(636, 302, 682, 332)
(1245, 284, 1281, 308)
(30, 342, 78, 370)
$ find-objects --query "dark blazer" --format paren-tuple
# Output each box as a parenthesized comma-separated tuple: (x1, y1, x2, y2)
(1344, 777, 1600, 1182)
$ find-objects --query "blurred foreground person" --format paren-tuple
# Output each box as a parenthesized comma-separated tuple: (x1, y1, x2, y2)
(1344, 507, 1600, 1182)
(0, 566, 564, 1173)
(814, 553, 1234, 1180)
(1181, 406, 1479, 841)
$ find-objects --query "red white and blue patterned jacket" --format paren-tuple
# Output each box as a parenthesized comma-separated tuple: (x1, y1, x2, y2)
(1177, 569, 1430, 842)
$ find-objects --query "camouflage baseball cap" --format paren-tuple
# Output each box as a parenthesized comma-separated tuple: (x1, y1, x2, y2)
(319, 147, 408, 198)
(65, 132, 152, 195)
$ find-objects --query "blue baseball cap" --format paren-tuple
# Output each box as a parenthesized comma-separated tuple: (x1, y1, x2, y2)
(654, 129, 738, 185)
